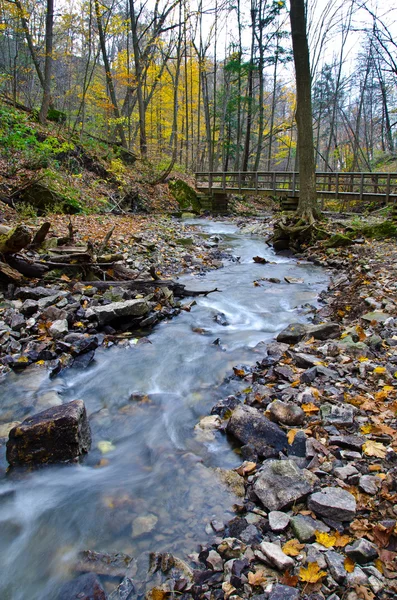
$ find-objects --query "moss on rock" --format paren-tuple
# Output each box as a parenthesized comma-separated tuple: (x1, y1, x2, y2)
(169, 179, 201, 212)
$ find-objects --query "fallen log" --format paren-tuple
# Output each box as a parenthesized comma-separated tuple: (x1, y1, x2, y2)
(7, 256, 49, 278)
(0, 224, 32, 254)
(0, 260, 25, 283)
(80, 279, 220, 297)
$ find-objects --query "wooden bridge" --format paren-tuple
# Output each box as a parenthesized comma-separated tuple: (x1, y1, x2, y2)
(195, 171, 397, 213)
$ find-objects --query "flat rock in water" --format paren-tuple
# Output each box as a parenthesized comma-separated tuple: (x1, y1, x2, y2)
(6, 399, 91, 466)
(75, 550, 133, 578)
(253, 459, 316, 511)
(57, 573, 106, 600)
(308, 486, 356, 521)
(227, 405, 287, 458)
(85, 299, 150, 325)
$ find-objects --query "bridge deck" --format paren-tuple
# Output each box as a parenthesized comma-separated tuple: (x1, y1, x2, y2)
(195, 172, 397, 206)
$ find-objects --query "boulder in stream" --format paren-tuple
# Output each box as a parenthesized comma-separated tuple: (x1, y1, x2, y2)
(6, 399, 91, 466)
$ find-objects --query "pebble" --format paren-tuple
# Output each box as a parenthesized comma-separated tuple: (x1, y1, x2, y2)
(308, 487, 356, 521)
(268, 511, 290, 532)
(259, 541, 295, 571)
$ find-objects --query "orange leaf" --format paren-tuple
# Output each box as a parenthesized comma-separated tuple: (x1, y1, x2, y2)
(280, 570, 299, 587)
(333, 531, 352, 548)
(287, 429, 299, 444)
(247, 570, 267, 586)
(302, 403, 319, 414)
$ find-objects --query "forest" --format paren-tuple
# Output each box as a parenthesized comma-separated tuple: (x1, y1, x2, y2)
(0, 0, 396, 174)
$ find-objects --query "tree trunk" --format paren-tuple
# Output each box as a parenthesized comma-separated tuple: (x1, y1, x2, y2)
(38, 0, 54, 123)
(289, 0, 319, 223)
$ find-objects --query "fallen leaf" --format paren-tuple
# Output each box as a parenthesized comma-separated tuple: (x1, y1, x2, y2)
(363, 440, 387, 458)
(315, 531, 337, 548)
(282, 539, 305, 557)
(287, 429, 299, 444)
(344, 557, 355, 573)
(247, 570, 267, 586)
(280, 570, 299, 587)
(235, 461, 256, 476)
(373, 366, 386, 374)
(373, 523, 395, 548)
(333, 531, 352, 547)
(299, 562, 327, 583)
(374, 558, 384, 574)
(361, 424, 372, 434)
(151, 589, 167, 600)
(354, 585, 375, 600)
(355, 325, 367, 342)
(233, 367, 247, 378)
(302, 403, 319, 414)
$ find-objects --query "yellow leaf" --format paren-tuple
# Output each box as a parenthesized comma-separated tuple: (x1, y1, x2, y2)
(374, 558, 384, 574)
(315, 531, 337, 548)
(36, 360, 45, 365)
(344, 557, 355, 573)
(291, 380, 300, 387)
(282, 539, 305, 557)
(333, 532, 352, 547)
(305, 336, 315, 344)
(383, 385, 394, 393)
(287, 429, 299, 444)
(358, 356, 369, 362)
(360, 424, 372, 434)
(302, 402, 319, 413)
(152, 589, 167, 600)
(299, 561, 327, 583)
(247, 570, 267, 586)
(363, 441, 387, 458)
(373, 366, 386, 374)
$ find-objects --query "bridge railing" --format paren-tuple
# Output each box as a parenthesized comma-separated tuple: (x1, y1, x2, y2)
(195, 171, 397, 207)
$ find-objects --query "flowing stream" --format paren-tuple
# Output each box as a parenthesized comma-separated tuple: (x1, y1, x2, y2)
(0, 219, 328, 599)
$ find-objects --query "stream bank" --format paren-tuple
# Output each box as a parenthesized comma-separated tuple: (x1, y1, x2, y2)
(0, 217, 329, 599)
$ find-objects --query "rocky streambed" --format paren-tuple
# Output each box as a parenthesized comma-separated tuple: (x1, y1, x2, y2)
(2, 217, 396, 600)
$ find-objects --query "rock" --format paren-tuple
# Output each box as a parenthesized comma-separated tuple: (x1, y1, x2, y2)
(325, 550, 347, 584)
(345, 539, 379, 564)
(132, 513, 158, 537)
(334, 465, 359, 482)
(300, 367, 318, 384)
(206, 550, 223, 571)
(85, 299, 150, 325)
(268, 400, 305, 426)
(6, 400, 91, 466)
(292, 514, 330, 542)
(253, 459, 316, 511)
(329, 435, 365, 451)
(288, 430, 307, 458)
(214, 312, 229, 326)
(76, 550, 133, 577)
(276, 323, 308, 345)
(308, 487, 356, 521)
(211, 396, 240, 418)
(49, 319, 69, 339)
(10, 312, 25, 331)
(359, 475, 379, 495)
(268, 511, 290, 532)
(17, 286, 62, 301)
(293, 352, 320, 368)
(259, 541, 295, 570)
(268, 583, 300, 600)
(217, 538, 247, 559)
(362, 311, 391, 323)
(57, 573, 106, 600)
(227, 405, 287, 458)
(21, 299, 39, 316)
(307, 322, 341, 340)
(320, 404, 354, 426)
(215, 468, 245, 497)
(108, 577, 135, 600)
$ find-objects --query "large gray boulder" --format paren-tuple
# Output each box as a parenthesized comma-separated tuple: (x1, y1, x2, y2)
(308, 486, 356, 521)
(6, 400, 91, 466)
(227, 405, 287, 458)
(253, 459, 317, 511)
(85, 299, 150, 325)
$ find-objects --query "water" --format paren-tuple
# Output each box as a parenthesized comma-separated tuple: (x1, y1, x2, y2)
(0, 219, 328, 599)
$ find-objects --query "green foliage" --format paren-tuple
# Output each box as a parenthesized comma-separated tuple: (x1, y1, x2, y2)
(15, 202, 38, 219)
(0, 105, 74, 169)
(351, 221, 397, 240)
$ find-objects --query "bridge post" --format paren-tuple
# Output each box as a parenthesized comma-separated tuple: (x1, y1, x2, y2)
(212, 192, 228, 215)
